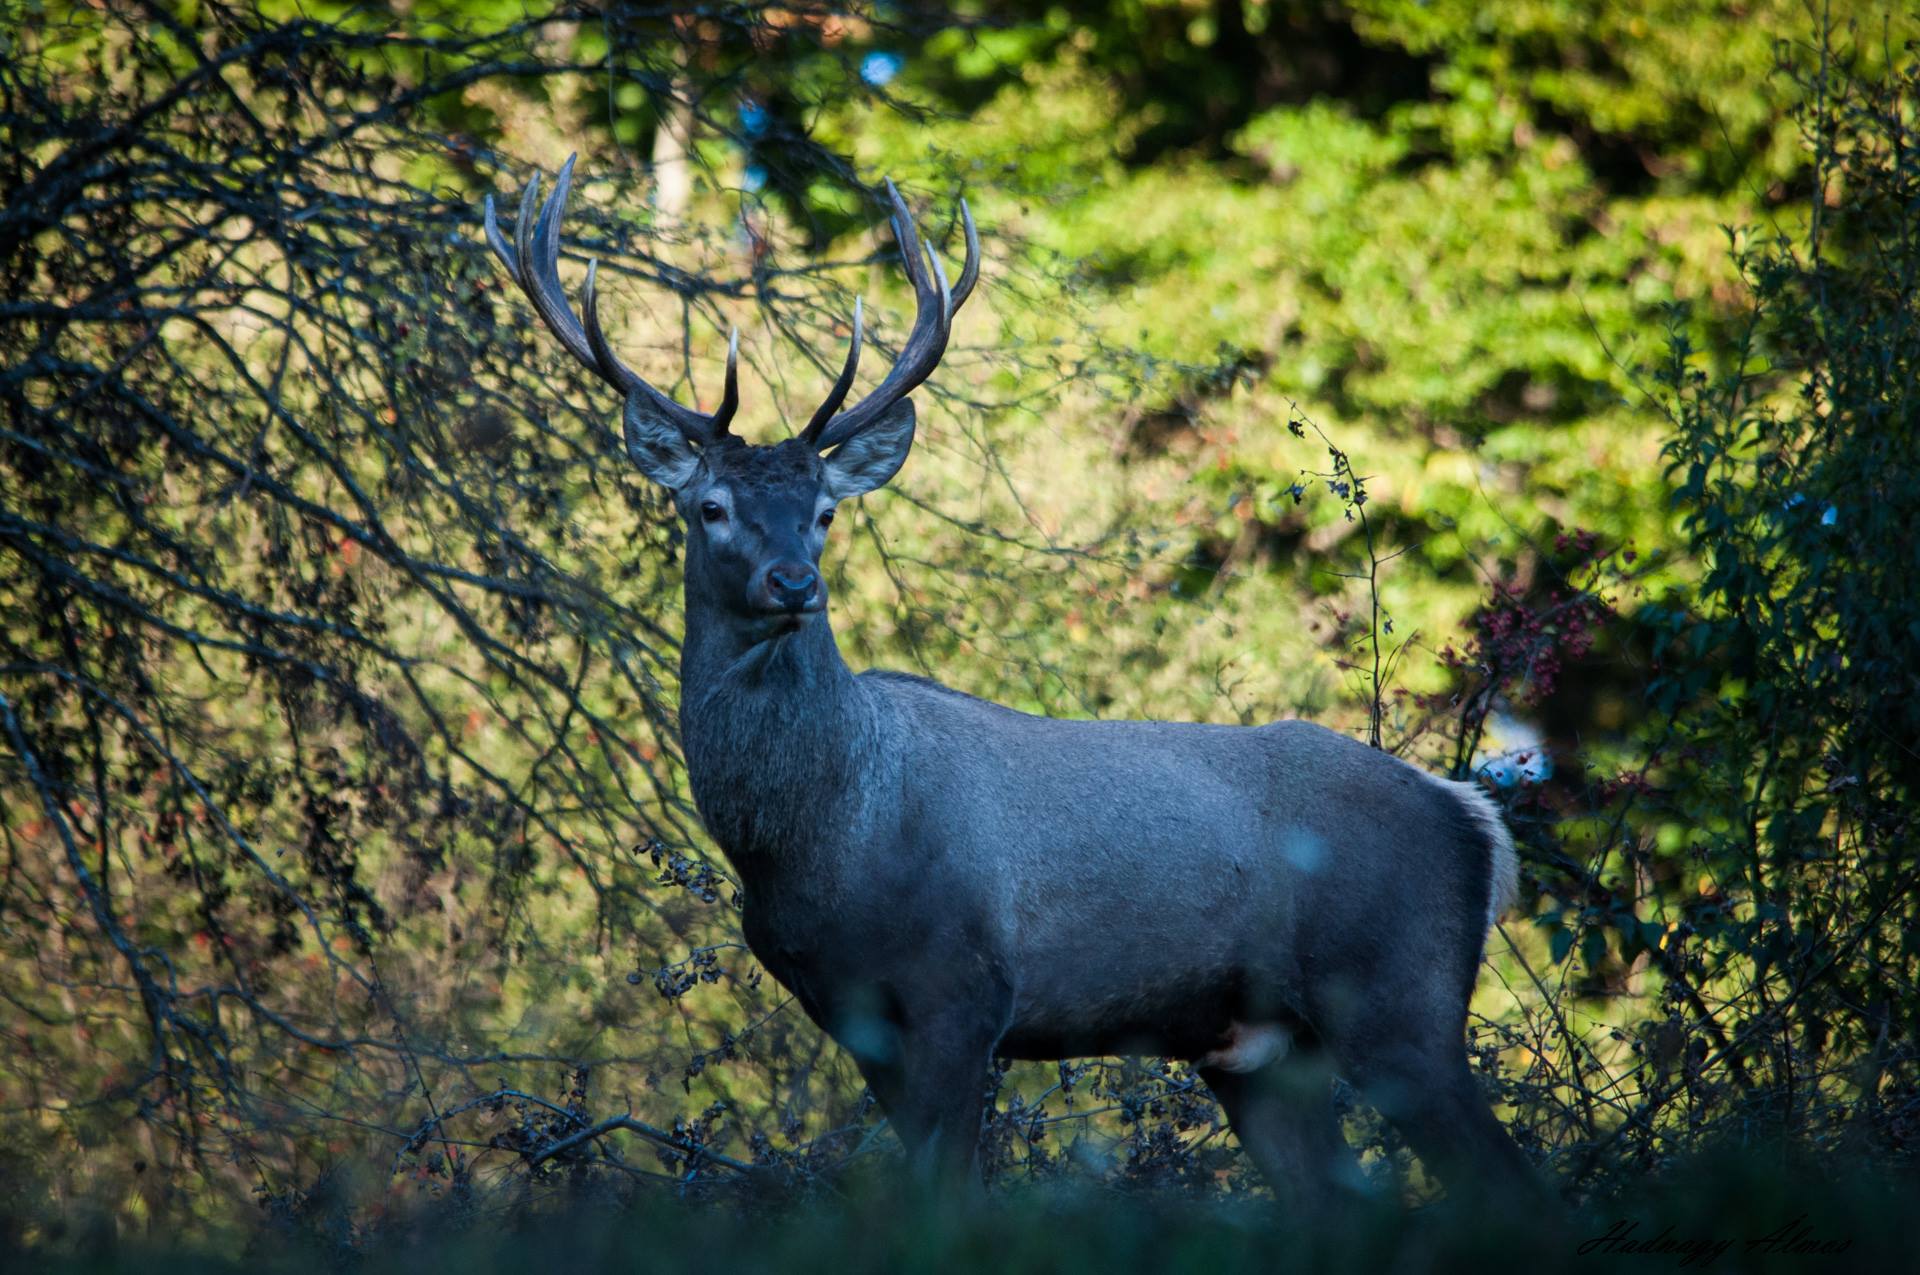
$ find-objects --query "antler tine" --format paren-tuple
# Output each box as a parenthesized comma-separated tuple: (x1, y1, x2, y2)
(481, 191, 517, 275)
(483, 155, 734, 445)
(579, 260, 624, 388)
(485, 171, 587, 374)
(949, 197, 980, 316)
(925, 241, 952, 319)
(801, 297, 863, 443)
(883, 179, 929, 295)
(512, 160, 601, 377)
(716, 327, 740, 427)
(806, 179, 979, 453)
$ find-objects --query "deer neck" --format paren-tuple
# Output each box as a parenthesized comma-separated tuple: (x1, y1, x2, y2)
(677, 592, 884, 872)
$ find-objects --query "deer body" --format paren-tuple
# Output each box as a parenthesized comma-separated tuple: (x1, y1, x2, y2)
(488, 159, 1536, 1205)
(691, 640, 1500, 1065)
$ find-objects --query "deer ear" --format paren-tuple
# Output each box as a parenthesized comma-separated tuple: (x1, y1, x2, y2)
(822, 399, 915, 499)
(623, 394, 700, 489)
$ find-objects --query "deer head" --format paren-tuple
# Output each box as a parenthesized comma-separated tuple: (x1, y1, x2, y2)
(484, 156, 977, 637)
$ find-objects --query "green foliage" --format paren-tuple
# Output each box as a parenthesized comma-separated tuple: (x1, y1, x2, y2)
(1649, 43, 1920, 1138)
(838, 2, 1920, 717)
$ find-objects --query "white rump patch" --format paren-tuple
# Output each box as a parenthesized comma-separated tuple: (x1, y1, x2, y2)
(1419, 769, 1520, 930)
(1199, 1021, 1292, 1074)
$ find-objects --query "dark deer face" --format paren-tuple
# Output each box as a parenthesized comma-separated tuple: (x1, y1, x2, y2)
(650, 423, 912, 634)
(485, 157, 975, 640)
(689, 441, 834, 627)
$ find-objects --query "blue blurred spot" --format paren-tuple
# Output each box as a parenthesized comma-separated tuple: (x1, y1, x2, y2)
(834, 1010, 898, 1065)
(1476, 749, 1554, 789)
(743, 164, 766, 193)
(861, 51, 902, 87)
(1281, 829, 1326, 874)
(738, 100, 769, 137)
(1473, 712, 1553, 789)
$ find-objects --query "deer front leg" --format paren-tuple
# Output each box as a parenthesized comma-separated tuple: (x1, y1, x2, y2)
(894, 1009, 1005, 1185)
(843, 979, 1011, 1190)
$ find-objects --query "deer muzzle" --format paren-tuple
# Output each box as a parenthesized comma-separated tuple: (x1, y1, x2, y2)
(756, 561, 823, 616)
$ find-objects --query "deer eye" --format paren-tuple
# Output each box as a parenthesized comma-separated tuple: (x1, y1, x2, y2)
(817, 509, 835, 529)
(700, 501, 726, 523)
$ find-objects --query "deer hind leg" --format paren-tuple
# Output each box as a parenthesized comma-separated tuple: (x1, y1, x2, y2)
(1201, 1043, 1370, 1212)
(1321, 1002, 1537, 1204)
(1359, 1049, 1536, 1204)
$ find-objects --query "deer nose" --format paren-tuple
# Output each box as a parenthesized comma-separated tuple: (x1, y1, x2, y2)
(763, 561, 819, 612)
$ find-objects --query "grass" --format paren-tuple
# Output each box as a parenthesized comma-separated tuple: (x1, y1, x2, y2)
(12, 1144, 1907, 1274)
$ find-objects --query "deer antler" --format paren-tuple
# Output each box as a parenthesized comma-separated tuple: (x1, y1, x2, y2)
(800, 180, 978, 451)
(484, 154, 738, 446)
